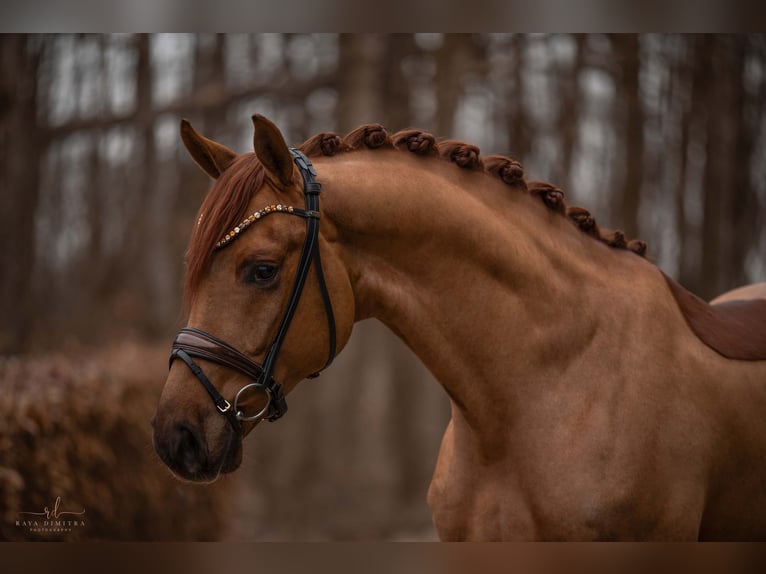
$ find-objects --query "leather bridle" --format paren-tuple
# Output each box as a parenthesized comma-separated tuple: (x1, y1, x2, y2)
(169, 149, 336, 434)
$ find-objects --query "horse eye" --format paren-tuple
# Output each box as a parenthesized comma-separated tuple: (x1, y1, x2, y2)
(245, 263, 279, 285)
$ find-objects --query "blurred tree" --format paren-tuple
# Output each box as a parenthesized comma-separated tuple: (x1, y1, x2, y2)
(435, 34, 480, 136)
(611, 34, 644, 240)
(337, 34, 386, 130)
(554, 34, 586, 192)
(506, 34, 533, 161)
(0, 36, 44, 354)
(699, 35, 757, 300)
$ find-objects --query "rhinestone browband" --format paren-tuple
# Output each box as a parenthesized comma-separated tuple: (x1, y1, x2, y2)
(215, 203, 318, 250)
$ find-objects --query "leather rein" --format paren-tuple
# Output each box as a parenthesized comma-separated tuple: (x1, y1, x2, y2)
(169, 149, 336, 434)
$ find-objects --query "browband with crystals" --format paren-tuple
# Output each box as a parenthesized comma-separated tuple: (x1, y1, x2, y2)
(215, 203, 320, 250)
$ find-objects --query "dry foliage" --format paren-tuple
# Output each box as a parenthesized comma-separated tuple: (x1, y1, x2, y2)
(0, 343, 233, 541)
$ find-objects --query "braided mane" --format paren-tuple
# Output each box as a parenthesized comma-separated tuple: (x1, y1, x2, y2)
(300, 124, 648, 258)
(187, 123, 647, 302)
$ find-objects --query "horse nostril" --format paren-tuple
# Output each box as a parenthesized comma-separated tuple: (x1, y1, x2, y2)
(174, 423, 208, 475)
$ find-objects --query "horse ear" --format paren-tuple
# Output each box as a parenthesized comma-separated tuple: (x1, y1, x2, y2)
(252, 114, 294, 187)
(180, 119, 237, 179)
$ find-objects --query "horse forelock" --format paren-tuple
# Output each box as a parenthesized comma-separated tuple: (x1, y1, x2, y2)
(297, 124, 648, 259)
(185, 153, 265, 303)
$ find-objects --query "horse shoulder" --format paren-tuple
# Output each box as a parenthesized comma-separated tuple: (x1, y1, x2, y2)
(428, 417, 539, 540)
(429, 384, 713, 541)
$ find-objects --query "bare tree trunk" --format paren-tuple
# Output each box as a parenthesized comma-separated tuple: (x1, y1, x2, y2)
(86, 132, 104, 287)
(676, 35, 712, 293)
(675, 36, 694, 288)
(506, 34, 533, 162)
(0, 35, 43, 354)
(194, 34, 227, 135)
(728, 35, 760, 289)
(131, 34, 157, 332)
(434, 34, 476, 137)
(611, 34, 644, 239)
(382, 34, 416, 131)
(555, 34, 586, 192)
(337, 34, 386, 132)
(754, 37, 766, 281)
(82, 38, 107, 313)
(700, 35, 748, 299)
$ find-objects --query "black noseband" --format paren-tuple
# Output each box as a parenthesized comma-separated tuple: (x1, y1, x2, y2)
(169, 149, 336, 433)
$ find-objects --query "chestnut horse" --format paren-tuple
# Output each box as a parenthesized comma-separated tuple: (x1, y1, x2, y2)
(152, 114, 766, 540)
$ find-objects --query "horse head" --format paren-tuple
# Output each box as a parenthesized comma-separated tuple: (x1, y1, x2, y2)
(152, 115, 354, 482)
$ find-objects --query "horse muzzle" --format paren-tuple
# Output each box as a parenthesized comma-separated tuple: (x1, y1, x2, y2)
(151, 412, 243, 482)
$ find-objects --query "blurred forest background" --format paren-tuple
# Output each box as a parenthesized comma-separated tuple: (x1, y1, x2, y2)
(1, 34, 765, 540)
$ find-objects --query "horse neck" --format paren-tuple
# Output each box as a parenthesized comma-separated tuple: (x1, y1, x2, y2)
(318, 150, 669, 434)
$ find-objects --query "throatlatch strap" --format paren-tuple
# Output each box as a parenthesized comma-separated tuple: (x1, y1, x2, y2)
(313, 247, 337, 369)
(291, 148, 337, 376)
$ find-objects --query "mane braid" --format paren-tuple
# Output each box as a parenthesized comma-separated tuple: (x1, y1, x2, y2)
(300, 132, 347, 157)
(392, 129, 437, 155)
(483, 155, 527, 191)
(527, 181, 567, 216)
(436, 140, 483, 170)
(342, 124, 394, 150)
(567, 206, 601, 239)
(627, 238, 648, 257)
(600, 228, 628, 249)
